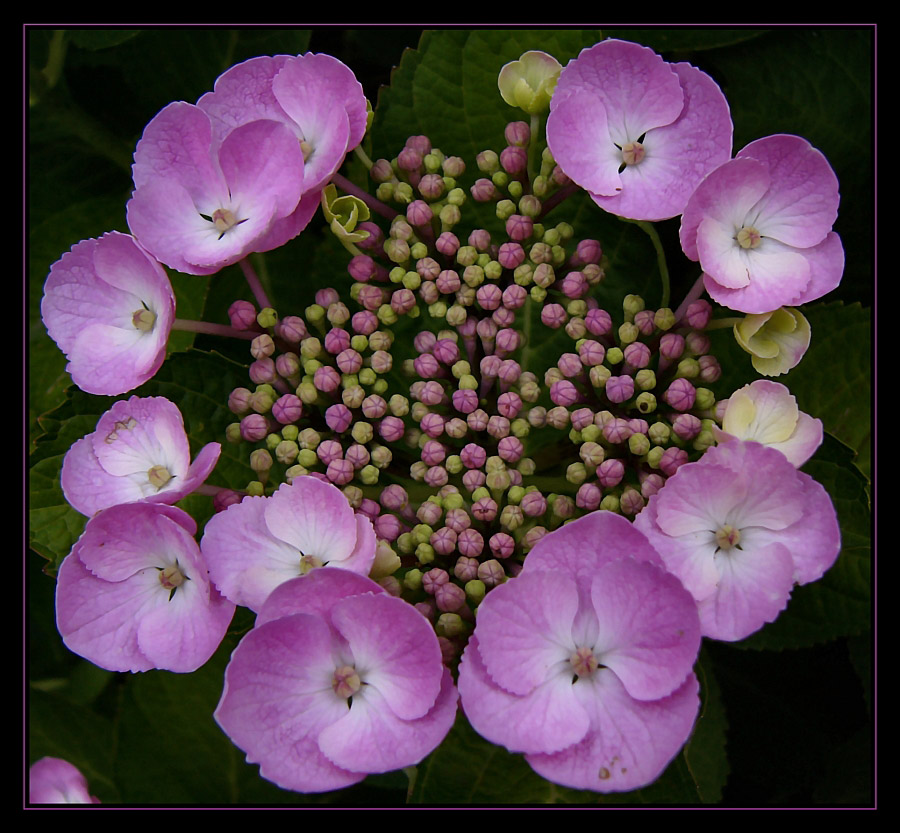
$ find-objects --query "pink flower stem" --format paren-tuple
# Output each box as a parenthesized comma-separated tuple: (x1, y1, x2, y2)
(239, 257, 272, 310)
(331, 172, 399, 222)
(172, 318, 258, 340)
(537, 182, 579, 218)
(673, 274, 707, 325)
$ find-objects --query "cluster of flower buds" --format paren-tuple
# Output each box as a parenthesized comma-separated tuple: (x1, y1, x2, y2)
(219, 126, 730, 658)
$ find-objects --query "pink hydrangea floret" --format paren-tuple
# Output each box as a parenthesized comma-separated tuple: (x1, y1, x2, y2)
(458, 511, 701, 793)
(547, 39, 732, 221)
(61, 396, 221, 517)
(127, 101, 308, 275)
(680, 134, 844, 313)
(214, 568, 458, 793)
(55, 503, 235, 673)
(200, 476, 377, 612)
(29, 757, 100, 804)
(41, 232, 175, 396)
(634, 440, 840, 641)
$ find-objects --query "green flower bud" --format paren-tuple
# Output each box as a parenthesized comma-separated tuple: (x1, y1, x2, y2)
(581, 423, 601, 443)
(257, 307, 278, 329)
(413, 524, 434, 545)
(694, 387, 716, 411)
(566, 462, 587, 485)
(428, 301, 447, 318)
(484, 260, 503, 280)
(375, 182, 395, 202)
(648, 422, 670, 445)
(436, 612, 465, 638)
(465, 579, 486, 605)
(297, 381, 319, 404)
(517, 457, 536, 476)
(628, 432, 651, 456)
(476, 150, 500, 174)
(693, 428, 716, 452)
(507, 180, 523, 200)
(492, 171, 510, 190)
(297, 428, 321, 450)
(377, 304, 399, 326)
(284, 464, 308, 483)
(590, 365, 612, 387)
(568, 428, 582, 444)
(404, 568, 423, 591)
(447, 187, 466, 207)
(265, 432, 282, 451)
(654, 308, 676, 330)
(606, 347, 624, 366)
(445, 454, 463, 474)
(296, 448, 318, 469)
(282, 424, 299, 442)
(511, 418, 530, 438)
(542, 227, 560, 246)
(358, 464, 379, 485)
(394, 182, 414, 204)
(514, 263, 534, 286)
(415, 543, 435, 565)
(599, 494, 620, 513)
(635, 369, 657, 391)
(530, 285, 547, 303)
(618, 322, 639, 345)
(566, 299, 587, 319)
(246, 480, 265, 497)
(646, 446, 665, 469)
(497, 50, 562, 115)
(359, 367, 377, 387)
(304, 304, 325, 328)
(507, 485, 525, 505)
(676, 358, 700, 379)
(623, 294, 645, 320)
(410, 241, 429, 260)
(275, 440, 299, 466)
(351, 421, 373, 445)
(225, 423, 242, 444)
(635, 392, 657, 414)
(396, 532, 415, 555)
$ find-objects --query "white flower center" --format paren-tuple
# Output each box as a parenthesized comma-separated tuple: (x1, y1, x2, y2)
(715, 524, 742, 551)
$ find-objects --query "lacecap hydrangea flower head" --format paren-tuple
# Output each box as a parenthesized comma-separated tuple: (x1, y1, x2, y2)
(547, 39, 733, 221)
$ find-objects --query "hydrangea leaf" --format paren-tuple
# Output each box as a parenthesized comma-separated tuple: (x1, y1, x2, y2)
(730, 433, 870, 651)
(604, 28, 767, 52)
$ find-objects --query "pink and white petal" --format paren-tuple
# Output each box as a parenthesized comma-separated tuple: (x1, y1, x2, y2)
(695, 216, 754, 288)
(679, 156, 770, 262)
(526, 670, 700, 793)
(769, 412, 823, 468)
(473, 571, 578, 697)
(704, 442, 805, 531)
(738, 134, 840, 248)
(61, 435, 146, 517)
(330, 593, 443, 720)
(590, 560, 701, 701)
(458, 636, 589, 756)
(790, 231, 845, 305)
(137, 578, 234, 672)
(523, 510, 665, 576)
(745, 472, 840, 586)
(42, 241, 141, 354)
(592, 62, 732, 221)
(318, 668, 458, 774)
(633, 499, 721, 602)
(257, 569, 385, 627)
(201, 494, 303, 611)
(197, 55, 295, 143)
(29, 757, 98, 804)
(264, 478, 359, 564)
(554, 40, 684, 144)
(699, 540, 795, 641)
(65, 321, 162, 396)
(132, 102, 228, 208)
(91, 396, 190, 478)
(275, 53, 368, 151)
(652, 461, 748, 538)
(546, 91, 622, 197)
(149, 441, 221, 505)
(90, 231, 174, 308)
(324, 512, 376, 575)
(55, 554, 162, 672)
(250, 189, 322, 253)
(217, 119, 305, 218)
(703, 241, 812, 314)
(74, 503, 198, 582)
(214, 614, 364, 794)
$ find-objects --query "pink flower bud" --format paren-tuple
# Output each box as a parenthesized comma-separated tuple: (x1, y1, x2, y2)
(477, 559, 505, 587)
(248, 358, 276, 385)
(660, 332, 686, 360)
(379, 416, 405, 442)
(498, 242, 525, 269)
(228, 300, 257, 330)
(406, 200, 433, 227)
(240, 414, 269, 442)
(357, 285, 385, 311)
(489, 532, 515, 560)
(418, 174, 445, 201)
(420, 412, 446, 438)
(425, 465, 449, 487)
(520, 491, 547, 517)
(497, 436, 523, 462)
(471, 178, 498, 202)
(458, 528, 484, 557)
(356, 221, 384, 250)
(634, 309, 656, 335)
(585, 307, 613, 336)
(413, 353, 441, 379)
(541, 304, 568, 329)
(228, 387, 253, 414)
(422, 568, 449, 595)
(362, 395, 387, 419)
(598, 458, 625, 488)
(672, 413, 702, 441)
(506, 214, 533, 241)
(623, 342, 651, 369)
(571, 407, 594, 431)
(272, 394, 303, 425)
(500, 145, 527, 175)
(436, 582, 466, 612)
(431, 527, 458, 556)
(683, 299, 712, 329)
(435, 232, 460, 256)
(606, 375, 635, 404)
(505, 120, 530, 147)
(213, 489, 243, 513)
(398, 147, 422, 172)
(348, 254, 378, 282)
(576, 482, 603, 510)
(560, 271, 588, 298)
(659, 447, 690, 476)
(452, 389, 478, 414)
(324, 328, 351, 356)
(664, 378, 696, 411)
(472, 498, 498, 522)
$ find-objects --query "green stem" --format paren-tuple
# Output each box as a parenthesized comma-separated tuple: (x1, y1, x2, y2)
(634, 220, 670, 309)
(705, 317, 744, 330)
(353, 145, 375, 170)
(527, 113, 541, 185)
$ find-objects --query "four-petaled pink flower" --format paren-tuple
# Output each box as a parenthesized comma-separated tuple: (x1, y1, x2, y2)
(215, 568, 458, 793)
(29, 757, 100, 804)
(201, 476, 377, 612)
(126, 102, 307, 275)
(547, 39, 733, 221)
(61, 395, 221, 517)
(56, 503, 235, 673)
(634, 440, 841, 642)
(458, 511, 701, 793)
(41, 232, 175, 396)
(680, 134, 844, 313)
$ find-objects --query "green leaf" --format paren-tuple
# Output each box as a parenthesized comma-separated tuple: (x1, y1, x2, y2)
(605, 28, 768, 53)
(733, 433, 871, 651)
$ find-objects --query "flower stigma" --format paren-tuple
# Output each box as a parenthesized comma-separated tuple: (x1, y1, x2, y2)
(714, 524, 742, 551)
(332, 664, 361, 700)
(147, 464, 173, 489)
(736, 226, 762, 249)
(570, 645, 600, 679)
